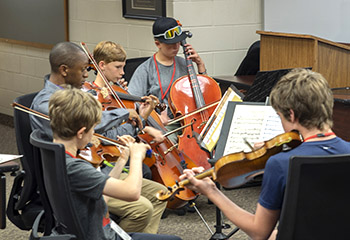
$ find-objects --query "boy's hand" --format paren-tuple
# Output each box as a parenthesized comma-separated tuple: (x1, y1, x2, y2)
(117, 135, 135, 160)
(129, 141, 151, 161)
(117, 78, 128, 90)
(126, 109, 143, 129)
(138, 95, 159, 120)
(143, 126, 165, 143)
(184, 43, 205, 73)
(179, 167, 216, 195)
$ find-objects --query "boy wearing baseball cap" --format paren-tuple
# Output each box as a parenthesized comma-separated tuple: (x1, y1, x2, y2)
(128, 17, 207, 142)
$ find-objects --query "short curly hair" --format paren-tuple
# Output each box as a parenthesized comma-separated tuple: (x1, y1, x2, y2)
(270, 68, 333, 130)
(49, 42, 85, 73)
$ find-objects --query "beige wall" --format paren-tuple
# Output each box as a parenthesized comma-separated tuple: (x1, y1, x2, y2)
(0, 0, 262, 116)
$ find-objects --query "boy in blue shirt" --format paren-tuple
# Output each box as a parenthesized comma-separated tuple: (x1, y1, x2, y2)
(180, 68, 350, 239)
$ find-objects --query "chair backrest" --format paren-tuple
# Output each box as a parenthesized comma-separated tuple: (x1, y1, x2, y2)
(124, 57, 149, 84)
(277, 154, 350, 240)
(7, 92, 47, 231)
(30, 130, 86, 239)
(235, 40, 260, 76)
(13, 92, 39, 208)
(243, 68, 292, 102)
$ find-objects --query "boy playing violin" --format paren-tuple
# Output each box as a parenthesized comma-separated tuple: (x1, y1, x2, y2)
(91, 40, 169, 233)
(91, 40, 164, 143)
(180, 68, 350, 239)
(48, 87, 181, 240)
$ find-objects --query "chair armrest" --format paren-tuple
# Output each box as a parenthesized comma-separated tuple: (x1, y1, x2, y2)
(0, 161, 20, 174)
(30, 210, 77, 240)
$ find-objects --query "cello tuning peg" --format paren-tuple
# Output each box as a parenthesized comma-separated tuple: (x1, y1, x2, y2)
(167, 186, 173, 192)
(184, 31, 192, 38)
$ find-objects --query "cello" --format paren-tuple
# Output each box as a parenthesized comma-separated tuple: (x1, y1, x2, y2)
(80, 43, 199, 209)
(168, 32, 222, 170)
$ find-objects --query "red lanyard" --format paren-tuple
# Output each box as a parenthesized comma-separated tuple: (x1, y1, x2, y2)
(153, 54, 176, 100)
(65, 151, 77, 158)
(303, 132, 335, 142)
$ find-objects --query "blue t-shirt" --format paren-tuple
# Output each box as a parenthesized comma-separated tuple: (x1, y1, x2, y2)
(258, 137, 350, 210)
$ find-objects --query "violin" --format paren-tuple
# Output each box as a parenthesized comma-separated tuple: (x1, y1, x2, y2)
(168, 32, 222, 170)
(156, 131, 302, 202)
(78, 136, 121, 168)
(80, 43, 199, 209)
(85, 61, 166, 112)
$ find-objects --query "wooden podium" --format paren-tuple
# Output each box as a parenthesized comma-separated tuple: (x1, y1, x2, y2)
(257, 31, 350, 88)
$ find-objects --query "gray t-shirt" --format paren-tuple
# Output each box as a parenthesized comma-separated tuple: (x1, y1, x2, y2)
(128, 56, 187, 118)
(65, 153, 115, 240)
(30, 75, 135, 140)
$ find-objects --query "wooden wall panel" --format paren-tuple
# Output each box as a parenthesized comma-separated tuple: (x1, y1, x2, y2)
(258, 31, 350, 88)
(318, 43, 350, 88)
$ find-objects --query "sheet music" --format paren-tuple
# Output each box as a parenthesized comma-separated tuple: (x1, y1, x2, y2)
(200, 87, 242, 152)
(0, 154, 22, 164)
(223, 105, 284, 156)
(111, 220, 132, 240)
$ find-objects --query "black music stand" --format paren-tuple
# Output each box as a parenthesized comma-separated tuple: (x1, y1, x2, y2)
(206, 102, 255, 239)
(207, 100, 282, 239)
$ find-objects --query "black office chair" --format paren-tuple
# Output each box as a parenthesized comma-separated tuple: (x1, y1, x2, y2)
(124, 57, 149, 84)
(235, 40, 260, 76)
(276, 154, 350, 240)
(29, 130, 85, 239)
(7, 92, 54, 234)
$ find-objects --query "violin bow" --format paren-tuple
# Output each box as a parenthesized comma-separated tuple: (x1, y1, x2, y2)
(166, 100, 220, 126)
(12, 102, 126, 149)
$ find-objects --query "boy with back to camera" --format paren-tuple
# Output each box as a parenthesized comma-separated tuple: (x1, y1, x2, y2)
(180, 68, 350, 239)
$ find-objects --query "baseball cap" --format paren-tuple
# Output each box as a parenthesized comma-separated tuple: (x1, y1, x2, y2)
(153, 17, 187, 44)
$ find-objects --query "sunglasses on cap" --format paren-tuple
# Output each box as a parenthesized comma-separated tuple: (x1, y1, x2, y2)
(154, 26, 182, 40)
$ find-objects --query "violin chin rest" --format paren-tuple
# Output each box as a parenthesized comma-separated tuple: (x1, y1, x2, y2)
(218, 169, 264, 189)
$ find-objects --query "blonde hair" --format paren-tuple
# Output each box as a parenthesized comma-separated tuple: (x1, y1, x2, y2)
(270, 68, 333, 130)
(49, 87, 102, 140)
(93, 41, 127, 64)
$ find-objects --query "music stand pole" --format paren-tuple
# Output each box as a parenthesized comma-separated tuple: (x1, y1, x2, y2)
(209, 182, 239, 240)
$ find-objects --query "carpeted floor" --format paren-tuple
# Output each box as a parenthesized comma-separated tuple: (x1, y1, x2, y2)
(0, 114, 261, 240)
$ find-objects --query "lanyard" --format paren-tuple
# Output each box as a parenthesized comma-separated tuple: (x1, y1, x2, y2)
(153, 54, 176, 100)
(303, 132, 335, 142)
